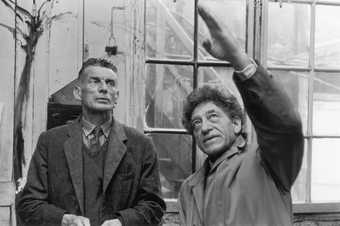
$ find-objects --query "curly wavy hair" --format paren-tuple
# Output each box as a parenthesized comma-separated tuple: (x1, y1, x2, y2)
(182, 85, 246, 137)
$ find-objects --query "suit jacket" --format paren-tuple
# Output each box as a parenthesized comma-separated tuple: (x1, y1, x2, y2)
(16, 119, 166, 226)
(178, 65, 304, 226)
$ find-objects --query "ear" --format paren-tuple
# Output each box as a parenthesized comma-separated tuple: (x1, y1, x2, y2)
(73, 85, 82, 101)
(112, 90, 120, 108)
(232, 117, 242, 134)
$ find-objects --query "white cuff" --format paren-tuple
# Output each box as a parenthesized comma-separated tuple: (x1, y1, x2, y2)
(234, 58, 257, 81)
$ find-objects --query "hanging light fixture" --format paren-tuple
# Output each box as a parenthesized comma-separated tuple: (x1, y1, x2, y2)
(105, 6, 125, 56)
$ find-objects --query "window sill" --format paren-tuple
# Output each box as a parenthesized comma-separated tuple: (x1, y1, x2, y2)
(293, 203, 340, 214)
(294, 203, 340, 223)
(165, 199, 340, 215)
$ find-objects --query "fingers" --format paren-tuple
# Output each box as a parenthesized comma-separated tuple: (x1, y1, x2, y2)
(73, 218, 83, 226)
(197, 2, 221, 31)
(75, 217, 90, 226)
(80, 217, 90, 226)
(62, 214, 90, 226)
(202, 40, 212, 55)
(101, 219, 122, 226)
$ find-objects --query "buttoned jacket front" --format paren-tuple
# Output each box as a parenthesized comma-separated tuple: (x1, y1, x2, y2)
(17, 119, 165, 226)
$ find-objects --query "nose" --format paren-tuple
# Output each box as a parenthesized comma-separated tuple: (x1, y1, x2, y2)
(201, 119, 212, 135)
(98, 80, 108, 93)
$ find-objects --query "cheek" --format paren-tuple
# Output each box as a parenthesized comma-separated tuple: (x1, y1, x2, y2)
(82, 87, 96, 96)
(82, 92, 94, 101)
(110, 89, 119, 97)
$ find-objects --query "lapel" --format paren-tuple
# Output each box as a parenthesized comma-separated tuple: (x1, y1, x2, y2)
(186, 136, 245, 224)
(188, 161, 208, 224)
(64, 119, 84, 214)
(103, 120, 127, 193)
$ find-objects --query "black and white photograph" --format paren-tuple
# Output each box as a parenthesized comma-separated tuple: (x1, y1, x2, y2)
(0, 0, 340, 225)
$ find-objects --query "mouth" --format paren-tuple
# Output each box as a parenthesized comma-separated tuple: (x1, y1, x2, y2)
(203, 135, 219, 144)
(96, 97, 111, 103)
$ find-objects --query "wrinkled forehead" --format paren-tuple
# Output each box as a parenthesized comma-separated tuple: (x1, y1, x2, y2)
(80, 65, 118, 82)
(192, 101, 226, 118)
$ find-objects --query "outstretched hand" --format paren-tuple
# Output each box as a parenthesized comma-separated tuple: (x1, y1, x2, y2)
(198, 2, 251, 70)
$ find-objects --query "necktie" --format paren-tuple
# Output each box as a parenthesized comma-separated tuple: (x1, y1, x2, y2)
(88, 126, 103, 155)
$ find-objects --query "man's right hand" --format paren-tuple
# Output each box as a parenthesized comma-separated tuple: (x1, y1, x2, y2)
(198, 2, 251, 71)
(61, 214, 90, 226)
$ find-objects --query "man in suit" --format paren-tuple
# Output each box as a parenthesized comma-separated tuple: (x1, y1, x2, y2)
(178, 2, 304, 226)
(16, 58, 166, 226)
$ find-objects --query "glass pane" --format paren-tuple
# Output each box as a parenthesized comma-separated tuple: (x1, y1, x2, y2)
(0, 4, 15, 181)
(150, 133, 192, 199)
(315, 5, 340, 69)
(145, 64, 193, 129)
(198, 67, 242, 104)
(311, 138, 340, 202)
(198, 0, 246, 61)
(145, 0, 194, 59)
(48, 1, 82, 93)
(292, 139, 308, 203)
(267, 2, 310, 67)
(271, 70, 309, 135)
(313, 72, 340, 136)
(84, 0, 128, 59)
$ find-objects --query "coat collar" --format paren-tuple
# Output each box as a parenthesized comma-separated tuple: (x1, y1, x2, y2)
(64, 117, 128, 214)
(81, 116, 112, 139)
(207, 135, 245, 175)
(188, 135, 245, 187)
(186, 135, 246, 223)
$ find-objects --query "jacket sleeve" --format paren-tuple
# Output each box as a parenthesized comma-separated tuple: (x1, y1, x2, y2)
(117, 137, 166, 226)
(234, 64, 304, 192)
(16, 132, 66, 226)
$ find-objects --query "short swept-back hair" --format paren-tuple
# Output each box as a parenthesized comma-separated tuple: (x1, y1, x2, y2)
(78, 58, 118, 79)
(182, 85, 245, 135)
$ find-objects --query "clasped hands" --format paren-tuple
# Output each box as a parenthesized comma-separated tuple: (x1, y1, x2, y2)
(62, 214, 122, 226)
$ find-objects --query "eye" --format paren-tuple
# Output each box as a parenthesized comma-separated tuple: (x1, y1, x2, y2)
(207, 112, 219, 121)
(107, 80, 116, 87)
(191, 119, 202, 130)
(89, 78, 100, 83)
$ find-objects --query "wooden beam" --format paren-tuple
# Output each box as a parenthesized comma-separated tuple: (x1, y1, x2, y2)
(0, 182, 15, 206)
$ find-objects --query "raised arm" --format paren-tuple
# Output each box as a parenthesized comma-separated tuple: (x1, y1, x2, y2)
(198, 2, 304, 191)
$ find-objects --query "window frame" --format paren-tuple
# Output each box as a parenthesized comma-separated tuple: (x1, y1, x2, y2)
(262, 0, 340, 213)
(143, 0, 340, 214)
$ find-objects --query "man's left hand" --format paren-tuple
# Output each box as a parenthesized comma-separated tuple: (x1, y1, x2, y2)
(101, 219, 122, 226)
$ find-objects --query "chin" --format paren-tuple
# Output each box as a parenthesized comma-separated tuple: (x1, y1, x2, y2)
(203, 144, 227, 157)
(91, 104, 114, 112)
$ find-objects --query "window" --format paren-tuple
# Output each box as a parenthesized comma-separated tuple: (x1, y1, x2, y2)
(144, 0, 248, 203)
(263, 0, 340, 211)
(144, 0, 340, 212)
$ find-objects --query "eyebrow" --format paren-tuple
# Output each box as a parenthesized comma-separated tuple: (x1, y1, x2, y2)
(191, 109, 216, 121)
(205, 109, 217, 114)
(88, 76, 115, 82)
(88, 75, 100, 80)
